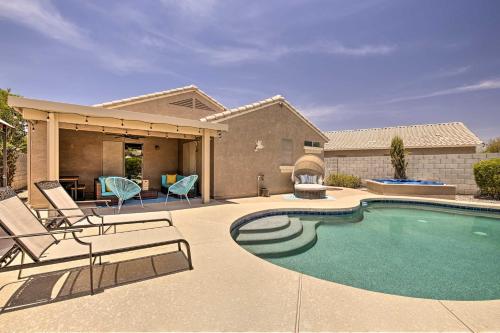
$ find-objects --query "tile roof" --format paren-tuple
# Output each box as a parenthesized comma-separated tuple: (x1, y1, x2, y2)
(200, 95, 329, 141)
(324, 122, 482, 151)
(92, 85, 227, 111)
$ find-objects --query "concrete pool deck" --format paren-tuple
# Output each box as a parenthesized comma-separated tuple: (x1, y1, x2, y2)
(0, 188, 499, 332)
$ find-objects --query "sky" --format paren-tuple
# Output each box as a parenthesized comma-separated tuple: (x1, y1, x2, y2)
(0, 0, 499, 140)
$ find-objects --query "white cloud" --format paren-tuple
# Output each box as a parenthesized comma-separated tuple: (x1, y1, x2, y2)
(386, 79, 500, 103)
(0, 0, 160, 74)
(172, 41, 396, 65)
(160, 0, 218, 17)
(429, 65, 471, 79)
(0, 0, 87, 48)
(300, 104, 345, 120)
(317, 42, 396, 56)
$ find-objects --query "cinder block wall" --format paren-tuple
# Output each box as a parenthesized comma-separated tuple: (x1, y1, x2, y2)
(325, 153, 500, 195)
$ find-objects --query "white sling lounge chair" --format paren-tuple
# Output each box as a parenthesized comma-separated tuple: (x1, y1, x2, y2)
(0, 187, 192, 294)
(35, 181, 172, 232)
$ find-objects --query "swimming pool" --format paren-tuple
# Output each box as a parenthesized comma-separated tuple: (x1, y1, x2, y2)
(232, 201, 500, 300)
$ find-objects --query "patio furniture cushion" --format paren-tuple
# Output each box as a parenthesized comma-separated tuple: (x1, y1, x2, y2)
(101, 191, 116, 197)
(0, 187, 57, 261)
(294, 184, 327, 191)
(99, 176, 118, 193)
(167, 174, 177, 185)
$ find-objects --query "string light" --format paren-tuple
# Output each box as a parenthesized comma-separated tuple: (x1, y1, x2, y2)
(85, 116, 89, 123)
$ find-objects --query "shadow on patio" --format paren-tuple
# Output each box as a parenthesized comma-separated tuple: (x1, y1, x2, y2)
(0, 251, 190, 313)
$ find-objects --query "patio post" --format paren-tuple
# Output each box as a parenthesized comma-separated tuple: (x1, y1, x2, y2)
(201, 129, 210, 203)
(46, 112, 59, 180)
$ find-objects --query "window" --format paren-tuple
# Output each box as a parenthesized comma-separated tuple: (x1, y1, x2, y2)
(281, 139, 293, 165)
(304, 140, 321, 148)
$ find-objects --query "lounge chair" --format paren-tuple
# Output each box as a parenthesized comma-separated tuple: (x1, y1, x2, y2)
(165, 175, 198, 206)
(35, 181, 172, 232)
(105, 177, 143, 213)
(0, 187, 192, 294)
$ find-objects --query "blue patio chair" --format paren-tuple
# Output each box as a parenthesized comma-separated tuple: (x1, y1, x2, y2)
(165, 175, 198, 206)
(105, 177, 143, 213)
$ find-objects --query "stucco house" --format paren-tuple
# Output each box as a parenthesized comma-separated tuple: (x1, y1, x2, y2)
(8, 85, 327, 206)
(324, 122, 483, 158)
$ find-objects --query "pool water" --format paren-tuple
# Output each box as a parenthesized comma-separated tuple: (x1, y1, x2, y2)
(373, 178, 444, 185)
(264, 205, 500, 300)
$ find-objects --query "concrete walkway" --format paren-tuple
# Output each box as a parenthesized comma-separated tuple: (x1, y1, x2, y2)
(0, 189, 498, 331)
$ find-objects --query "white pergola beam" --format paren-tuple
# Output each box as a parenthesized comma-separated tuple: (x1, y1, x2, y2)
(58, 123, 197, 140)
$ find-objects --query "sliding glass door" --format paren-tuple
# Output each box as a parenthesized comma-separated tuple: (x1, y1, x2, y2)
(124, 143, 143, 185)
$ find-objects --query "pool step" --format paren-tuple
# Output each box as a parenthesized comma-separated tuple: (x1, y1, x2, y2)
(236, 218, 303, 244)
(238, 215, 291, 233)
(242, 220, 320, 258)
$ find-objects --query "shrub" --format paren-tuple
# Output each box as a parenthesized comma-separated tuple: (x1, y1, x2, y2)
(325, 173, 361, 188)
(473, 158, 500, 199)
(485, 137, 500, 153)
(390, 135, 408, 179)
(0, 88, 27, 186)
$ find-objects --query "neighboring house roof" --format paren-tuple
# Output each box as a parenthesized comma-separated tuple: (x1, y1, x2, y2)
(92, 85, 227, 111)
(324, 122, 482, 151)
(200, 95, 329, 142)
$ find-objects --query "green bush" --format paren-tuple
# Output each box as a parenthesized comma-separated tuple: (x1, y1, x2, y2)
(390, 135, 408, 179)
(325, 173, 361, 188)
(485, 137, 500, 153)
(473, 158, 500, 199)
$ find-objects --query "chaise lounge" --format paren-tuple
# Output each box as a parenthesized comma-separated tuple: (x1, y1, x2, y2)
(0, 187, 192, 294)
(35, 181, 172, 232)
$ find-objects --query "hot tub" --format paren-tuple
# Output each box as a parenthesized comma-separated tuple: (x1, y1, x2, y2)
(366, 178, 456, 199)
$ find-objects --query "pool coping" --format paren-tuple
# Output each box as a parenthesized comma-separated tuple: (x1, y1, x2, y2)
(231, 196, 500, 235)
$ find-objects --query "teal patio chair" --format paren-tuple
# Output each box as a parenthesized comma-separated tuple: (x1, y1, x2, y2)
(105, 177, 143, 213)
(165, 175, 198, 206)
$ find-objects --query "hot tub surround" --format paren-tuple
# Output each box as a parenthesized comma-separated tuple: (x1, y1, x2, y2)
(366, 179, 456, 199)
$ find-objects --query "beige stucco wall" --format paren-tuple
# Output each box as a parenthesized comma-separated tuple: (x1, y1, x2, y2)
(116, 91, 222, 120)
(324, 146, 477, 158)
(212, 103, 326, 199)
(59, 129, 179, 195)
